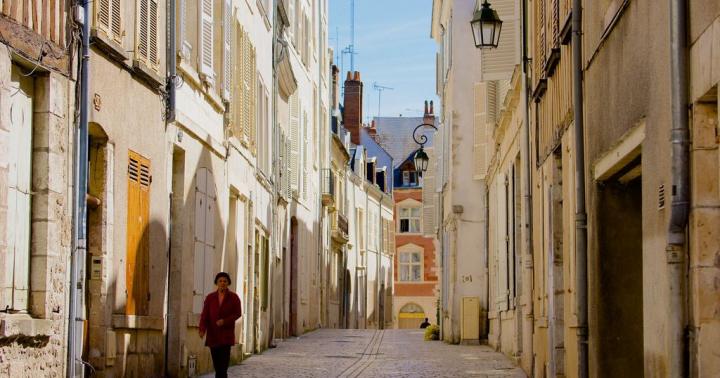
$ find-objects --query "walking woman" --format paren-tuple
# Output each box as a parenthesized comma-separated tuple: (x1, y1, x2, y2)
(199, 272, 242, 378)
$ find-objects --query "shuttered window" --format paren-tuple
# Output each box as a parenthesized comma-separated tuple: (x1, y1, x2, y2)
(126, 151, 151, 315)
(200, 0, 214, 77)
(289, 93, 300, 195)
(96, 0, 123, 43)
(232, 24, 257, 150)
(222, 0, 233, 100)
(535, 0, 547, 81)
(3, 68, 33, 313)
(193, 168, 216, 313)
(480, 0, 518, 81)
(136, 0, 159, 69)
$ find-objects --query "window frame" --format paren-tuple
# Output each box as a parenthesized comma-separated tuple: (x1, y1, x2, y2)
(398, 250, 423, 282)
(398, 206, 422, 234)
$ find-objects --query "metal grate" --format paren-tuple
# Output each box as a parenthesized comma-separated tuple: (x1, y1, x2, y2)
(658, 184, 665, 210)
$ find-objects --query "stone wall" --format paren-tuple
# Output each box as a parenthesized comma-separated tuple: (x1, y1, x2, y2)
(0, 43, 72, 377)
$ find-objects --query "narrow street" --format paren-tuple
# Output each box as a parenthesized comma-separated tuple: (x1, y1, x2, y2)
(202, 329, 526, 378)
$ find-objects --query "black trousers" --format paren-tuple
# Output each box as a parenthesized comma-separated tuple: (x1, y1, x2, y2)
(210, 345, 231, 378)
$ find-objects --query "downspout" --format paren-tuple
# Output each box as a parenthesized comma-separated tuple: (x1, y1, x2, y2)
(519, 0, 533, 366)
(571, 0, 589, 377)
(68, 1, 90, 376)
(268, 0, 282, 347)
(163, 0, 176, 374)
(667, 0, 689, 376)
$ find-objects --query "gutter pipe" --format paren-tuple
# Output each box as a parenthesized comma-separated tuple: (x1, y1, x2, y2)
(68, 1, 90, 376)
(668, 0, 689, 376)
(163, 0, 176, 375)
(571, 0, 589, 377)
(519, 0, 533, 367)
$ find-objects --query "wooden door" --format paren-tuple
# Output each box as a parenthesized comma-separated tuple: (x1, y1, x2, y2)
(126, 150, 150, 315)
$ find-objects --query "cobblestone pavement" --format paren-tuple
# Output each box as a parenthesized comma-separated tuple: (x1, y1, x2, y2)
(201, 329, 526, 378)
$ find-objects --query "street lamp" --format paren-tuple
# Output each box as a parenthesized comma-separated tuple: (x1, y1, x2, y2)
(470, 1, 503, 49)
(412, 123, 438, 176)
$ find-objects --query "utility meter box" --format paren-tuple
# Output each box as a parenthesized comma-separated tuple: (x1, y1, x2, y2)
(461, 296, 480, 342)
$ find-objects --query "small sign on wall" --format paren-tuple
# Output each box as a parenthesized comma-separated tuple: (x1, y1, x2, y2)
(91, 257, 103, 280)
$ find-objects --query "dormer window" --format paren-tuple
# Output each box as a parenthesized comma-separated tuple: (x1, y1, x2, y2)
(402, 170, 418, 186)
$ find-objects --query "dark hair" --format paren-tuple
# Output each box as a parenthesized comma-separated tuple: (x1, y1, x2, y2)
(214, 272, 231, 285)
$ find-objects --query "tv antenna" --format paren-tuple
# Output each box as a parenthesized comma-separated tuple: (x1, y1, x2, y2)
(373, 82, 394, 121)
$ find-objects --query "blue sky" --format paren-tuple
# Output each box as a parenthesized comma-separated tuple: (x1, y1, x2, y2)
(329, 0, 439, 121)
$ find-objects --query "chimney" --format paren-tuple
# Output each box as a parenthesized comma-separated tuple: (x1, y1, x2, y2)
(343, 71, 364, 144)
(423, 99, 435, 124)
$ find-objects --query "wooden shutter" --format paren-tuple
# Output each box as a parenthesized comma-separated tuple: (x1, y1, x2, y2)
(200, 0, 214, 77)
(250, 46, 257, 153)
(290, 94, 300, 193)
(535, 0, 547, 80)
(97, 0, 111, 33)
(232, 23, 243, 139)
(126, 151, 150, 316)
(96, 0, 122, 43)
(193, 168, 216, 313)
(137, 0, 158, 68)
(481, 0, 517, 81)
(302, 112, 308, 199)
(5, 68, 33, 312)
(222, 0, 232, 100)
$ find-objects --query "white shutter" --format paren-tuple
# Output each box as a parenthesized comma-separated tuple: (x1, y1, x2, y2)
(200, 0, 214, 77)
(204, 171, 216, 298)
(474, 83, 489, 178)
(111, 0, 122, 42)
(138, 0, 149, 60)
(222, 0, 232, 100)
(290, 94, 300, 194)
(97, 0, 111, 33)
(193, 168, 208, 313)
(302, 112, 308, 199)
(480, 0, 518, 81)
(149, 0, 158, 66)
(6, 69, 33, 312)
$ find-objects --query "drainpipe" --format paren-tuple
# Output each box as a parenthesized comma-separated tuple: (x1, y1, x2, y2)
(163, 0, 176, 375)
(519, 0, 533, 366)
(668, 0, 689, 376)
(166, 0, 176, 123)
(68, 1, 90, 376)
(571, 0, 589, 377)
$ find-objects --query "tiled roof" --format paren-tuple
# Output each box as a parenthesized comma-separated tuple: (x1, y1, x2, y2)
(372, 117, 436, 168)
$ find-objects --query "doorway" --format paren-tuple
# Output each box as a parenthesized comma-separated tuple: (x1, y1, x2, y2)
(289, 218, 299, 336)
(597, 162, 643, 376)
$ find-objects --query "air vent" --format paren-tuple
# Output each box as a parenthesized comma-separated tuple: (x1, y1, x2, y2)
(658, 184, 665, 210)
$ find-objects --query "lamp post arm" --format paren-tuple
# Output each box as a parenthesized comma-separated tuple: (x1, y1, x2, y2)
(412, 123, 439, 148)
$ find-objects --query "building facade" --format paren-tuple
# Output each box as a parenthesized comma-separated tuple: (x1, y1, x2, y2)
(431, 0, 720, 377)
(371, 107, 440, 329)
(0, 2, 74, 376)
(431, 0, 489, 344)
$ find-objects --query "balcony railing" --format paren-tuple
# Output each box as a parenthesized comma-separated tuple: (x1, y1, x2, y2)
(321, 168, 335, 207)
(331, 211, 349, 244)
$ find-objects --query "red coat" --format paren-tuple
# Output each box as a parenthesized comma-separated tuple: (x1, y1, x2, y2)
(199, 290, 242, 348)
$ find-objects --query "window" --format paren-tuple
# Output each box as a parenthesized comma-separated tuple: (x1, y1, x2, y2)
(399, 207, 421, 233)
(199, 0, 214, 78)
(95, 0, 123, 44)
(3, 67, 34, 313)
(402, 170, 418, 186)
(258, 80, 270, 174)
(193, 168, 217, 313)
(136, 0, 159, 69)
(233, 24, 257, 149)
(126, 151, 151, 315)
(399, 251, 422, 282)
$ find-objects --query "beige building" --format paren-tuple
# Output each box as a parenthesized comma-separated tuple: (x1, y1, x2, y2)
(435, 0, 720, 377)
(0, 3, 73, 376)
(431, 0, 489, 344)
